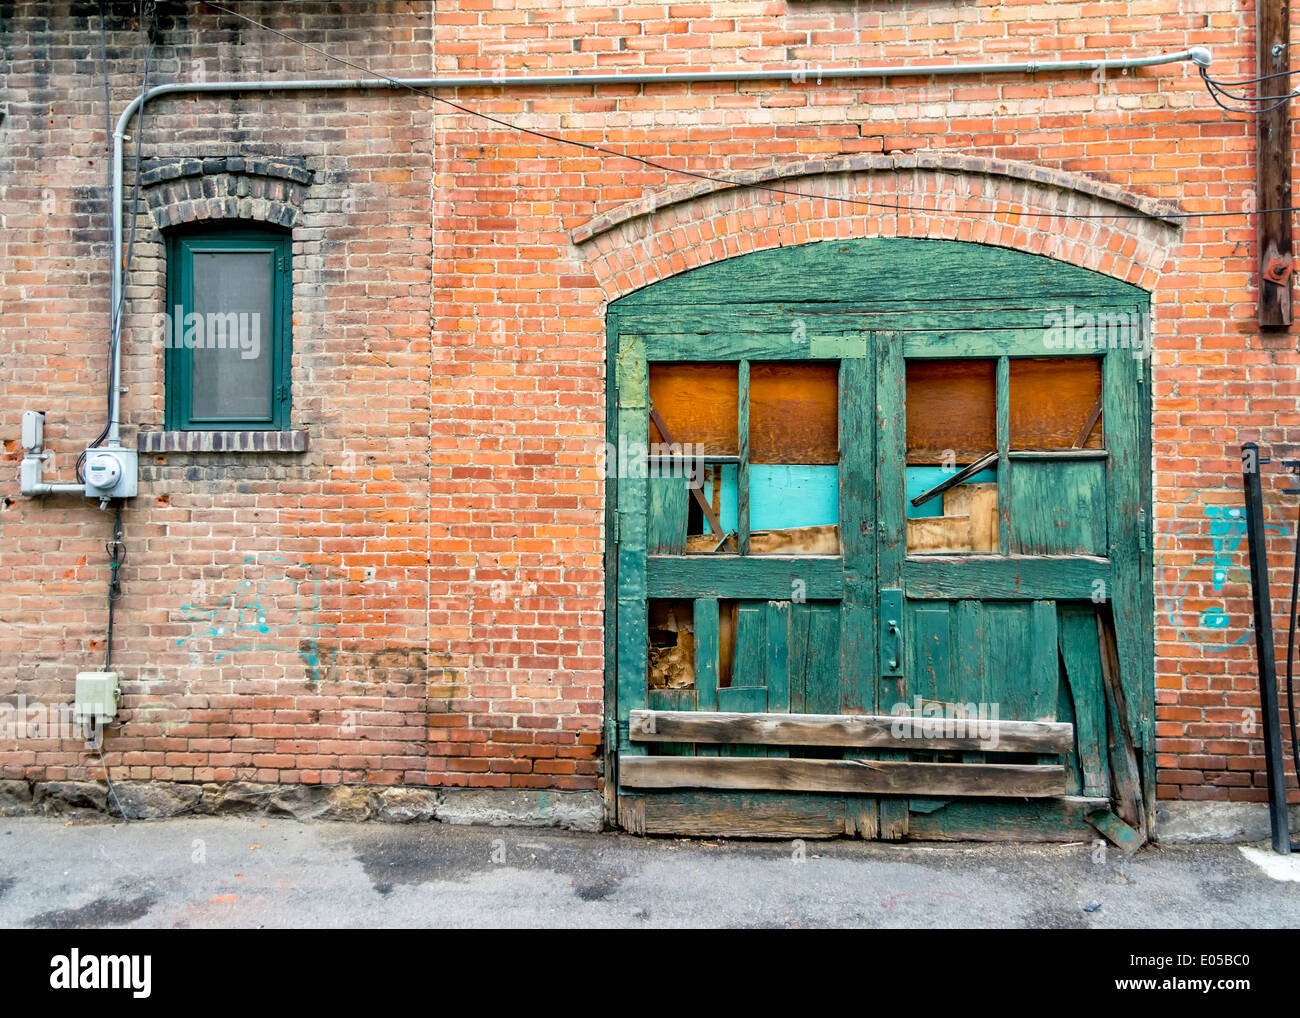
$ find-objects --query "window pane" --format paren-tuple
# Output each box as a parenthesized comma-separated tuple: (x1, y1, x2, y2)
(1009, 356, 1103, 450)
(649, 363, 738, 457)
(190, 250, 274, 421)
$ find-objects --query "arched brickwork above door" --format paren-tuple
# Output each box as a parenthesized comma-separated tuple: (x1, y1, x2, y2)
(571, 152, 1183, 304)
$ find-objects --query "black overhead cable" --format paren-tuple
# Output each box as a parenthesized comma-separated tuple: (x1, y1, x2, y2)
(201, 2, 1300, 225)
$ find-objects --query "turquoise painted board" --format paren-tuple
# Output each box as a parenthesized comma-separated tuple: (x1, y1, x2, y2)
(751, 465, 839, 530)
(905, 467, 997, 520)
(702, 464, 838, 533)
(700, 463, 739, 535)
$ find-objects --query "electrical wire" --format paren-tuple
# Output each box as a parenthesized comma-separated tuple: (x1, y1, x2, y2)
(201, 2, 1295, 225)
(104, 500, 125, 671)
(82, 3, 151, 482)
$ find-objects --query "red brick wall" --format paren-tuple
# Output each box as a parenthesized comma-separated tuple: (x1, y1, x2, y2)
(1, 0, 1296, 806)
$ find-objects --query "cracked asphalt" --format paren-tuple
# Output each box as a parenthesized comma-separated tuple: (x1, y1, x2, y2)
(1, 815, 1298, 928)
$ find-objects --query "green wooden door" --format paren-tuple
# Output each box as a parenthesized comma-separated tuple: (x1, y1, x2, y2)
(610, 328, 884, 836)
(605, 239, 1153, 841)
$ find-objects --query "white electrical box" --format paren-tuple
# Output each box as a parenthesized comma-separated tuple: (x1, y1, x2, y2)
(21, 410, 44, 452)
(75, 671, 121, 724)
(83, 446, 138, 499)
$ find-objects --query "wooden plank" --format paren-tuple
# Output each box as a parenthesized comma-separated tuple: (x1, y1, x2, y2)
(646, 475, 688, 555)
(1087, 809, 1143, 856)
(1098, 608, 1145, 839)
(646, 555, 843, 599)
(764, 601, 791, 713)
(648, 362, 738, 454)
(1028, 600, 1060, 723)
(738, 359, 751, 555)
(749, 465, 839, 530)
(621, 791, 850, 838)
(903, 556, 1110, 600)
(620, 756, 1067, 798)
(839, 353, 876, 712)
(908, 601, 954, 705)
(1058, 605, 1110, 799)
(996, 355, 1010, 555)
(614, 334, 651, 754)
(628, 709, 1073, 752)
(1055, 666, 1083, 795)
(874, 331, 908, 838)
(749, 362, 839, 464)
(905, 358, 996, 464)
(1102, 350, 1148, 749)
(906, 795, 1109, 843)
(693, 598, 719, 713)
(748, 523, 840, 555)
(805, 605, 842, 715)
(1008, 356, 1104, 450)
(1257, 0, 1293, 328)
(612, 239, 1145, 312)
(1009, 459, 1107, 555)
(715, 685, 768, 713)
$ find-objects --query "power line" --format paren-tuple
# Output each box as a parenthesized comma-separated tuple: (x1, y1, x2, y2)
(200, 3, 1297, 225)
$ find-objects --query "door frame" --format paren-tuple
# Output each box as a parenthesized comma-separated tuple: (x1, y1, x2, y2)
(602, 238, 1154, 838)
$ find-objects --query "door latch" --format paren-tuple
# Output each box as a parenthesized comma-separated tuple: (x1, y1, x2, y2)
(879, 587, 904, 678)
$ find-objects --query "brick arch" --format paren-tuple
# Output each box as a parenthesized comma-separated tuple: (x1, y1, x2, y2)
(571, 152, 1183, 303)
(142, 155, 315, 231)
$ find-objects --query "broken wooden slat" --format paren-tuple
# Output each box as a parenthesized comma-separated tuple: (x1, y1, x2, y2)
(646, 475, 688, 555)
(619, 756, 1067, 798)
(1058, 606, 1109, 799)
(1097, 609, 1145, 839)
(628, 709, 1072, 753)
(1087, 808, 1143, 855)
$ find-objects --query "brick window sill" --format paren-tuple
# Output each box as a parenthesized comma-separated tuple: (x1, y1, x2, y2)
(138, 430, 309, 454)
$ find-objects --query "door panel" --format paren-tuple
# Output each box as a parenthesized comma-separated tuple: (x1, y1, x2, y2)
(606, 240, 1152, 842)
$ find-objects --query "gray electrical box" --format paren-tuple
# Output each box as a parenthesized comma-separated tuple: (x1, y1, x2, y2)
(75, 671, 121, 724)
(83, 446, 138, 499)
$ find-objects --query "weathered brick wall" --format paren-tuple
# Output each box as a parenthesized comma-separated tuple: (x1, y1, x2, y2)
(1, 0, 1296, 807)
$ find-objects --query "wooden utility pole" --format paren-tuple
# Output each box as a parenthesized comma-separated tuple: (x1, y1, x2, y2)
(1258, 0, 1293, 329)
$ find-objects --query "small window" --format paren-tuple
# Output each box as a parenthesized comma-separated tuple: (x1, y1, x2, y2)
(165, 226, 291, 430)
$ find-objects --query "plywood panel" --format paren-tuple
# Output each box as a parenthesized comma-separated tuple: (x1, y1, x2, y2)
(1009, 357, 1103, 450)
(649, 363, 738, 455)
(906, 359, 997, 463)
(750, 362, 839, 464)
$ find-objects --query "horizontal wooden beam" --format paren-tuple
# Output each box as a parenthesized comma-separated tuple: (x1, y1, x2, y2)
(620, 756, 1067, 798)
(903, 556, 1109, 600)
(629, 709, 1073, 754)
(645, 555, 843, 599)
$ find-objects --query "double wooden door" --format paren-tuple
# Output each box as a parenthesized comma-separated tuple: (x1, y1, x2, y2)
(604, 239, 1152, 841)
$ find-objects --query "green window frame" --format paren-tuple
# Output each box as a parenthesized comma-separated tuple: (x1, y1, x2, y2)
(165, 226, 292, 431)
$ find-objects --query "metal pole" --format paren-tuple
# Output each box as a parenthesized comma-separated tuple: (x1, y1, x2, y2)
(1242, 442, 1292, 853)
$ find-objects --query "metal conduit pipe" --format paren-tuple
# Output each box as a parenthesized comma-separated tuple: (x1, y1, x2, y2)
(105, 45, 1213, 445)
